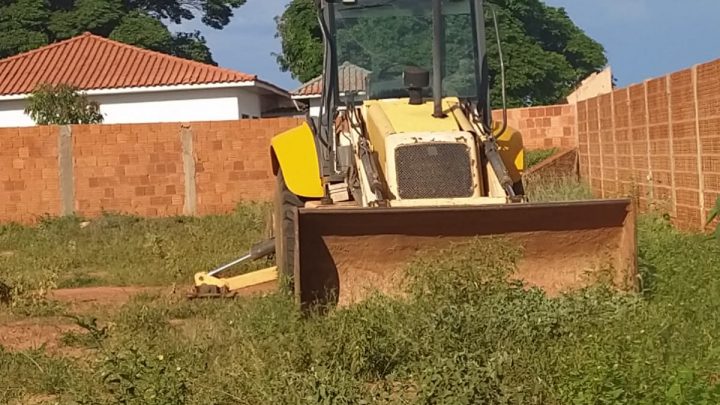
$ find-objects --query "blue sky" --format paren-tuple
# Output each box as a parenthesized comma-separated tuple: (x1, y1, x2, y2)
(181, 0, 720, 91)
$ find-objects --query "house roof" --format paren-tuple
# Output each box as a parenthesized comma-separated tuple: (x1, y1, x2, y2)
(292, 62, 370, 98)
(0, 32, 272, 96)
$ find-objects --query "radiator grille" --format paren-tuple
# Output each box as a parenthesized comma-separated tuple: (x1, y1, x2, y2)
(395, 143, 473, 199)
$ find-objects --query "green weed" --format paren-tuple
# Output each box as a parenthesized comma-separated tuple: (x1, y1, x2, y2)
(0, 269, 65, 317)
(525, 148, 558, 168)
(99, 346, 191, 405)
(60, 315, 109, 349)
(0, 348, 84, 404)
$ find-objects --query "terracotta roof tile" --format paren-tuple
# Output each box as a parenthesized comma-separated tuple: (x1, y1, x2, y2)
(0, 32, 258, 96)
(292, 62, 370, 97)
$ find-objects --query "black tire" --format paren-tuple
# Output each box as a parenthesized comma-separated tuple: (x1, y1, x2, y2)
(274, 169, 304, 288)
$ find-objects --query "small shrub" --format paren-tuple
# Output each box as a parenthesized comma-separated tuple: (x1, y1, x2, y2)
(25, 83, 104, 125)
(406, 237, 520, 303)
(100, 347, 190, 405)
(61, 315, 110, 349)
(417, 351, 518, 403)
(2, 269, 64, 317)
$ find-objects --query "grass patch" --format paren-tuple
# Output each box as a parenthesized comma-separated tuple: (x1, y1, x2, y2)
(524, 175, 594, 202)
(0, 203, 271, 292)
(0, 348, 85, 404)
(1, 209, 720, 403)
(525, 147, 558, 169)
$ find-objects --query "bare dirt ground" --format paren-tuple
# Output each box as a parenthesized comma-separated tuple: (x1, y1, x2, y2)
(0, 282, 280, 354)
(49, 285, 170, 309)
(1, 286, 172, 354)
(8, 394, 58, 405)
(0, 318, 82, 355)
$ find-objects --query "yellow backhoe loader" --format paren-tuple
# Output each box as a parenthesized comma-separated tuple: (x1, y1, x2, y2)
(191, 0, 638, 307)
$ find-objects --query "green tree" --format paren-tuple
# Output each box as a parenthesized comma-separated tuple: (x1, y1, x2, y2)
(275, 0, 607, 107)
(0, 0, 247, 64)
(24, 83, 104, 125)
(274, 0, 323, 84)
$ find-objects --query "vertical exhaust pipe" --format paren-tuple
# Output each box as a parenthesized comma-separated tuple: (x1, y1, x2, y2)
(432, 0, 445, 118)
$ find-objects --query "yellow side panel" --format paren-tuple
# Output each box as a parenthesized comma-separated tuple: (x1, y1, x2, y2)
(495, 123, 525, 183)
(270, 123, 324, 198)
(363, 98, 461, 134)
(365, 103, 393, 173)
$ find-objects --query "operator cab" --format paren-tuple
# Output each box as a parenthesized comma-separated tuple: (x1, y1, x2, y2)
(331, 0, 487, 111)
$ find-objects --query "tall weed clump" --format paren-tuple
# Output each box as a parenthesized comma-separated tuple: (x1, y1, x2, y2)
(524, 174, 594, 202)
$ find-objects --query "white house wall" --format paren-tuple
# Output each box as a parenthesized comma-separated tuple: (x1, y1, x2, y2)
(309, 99, 321, 118)
(303, 98, 354, 118)
(0, 87, 264, 127)
(0, 99, 35, 127)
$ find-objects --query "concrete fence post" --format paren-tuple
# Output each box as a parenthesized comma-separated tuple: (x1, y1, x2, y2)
(596, 99, 605, 198)
(609, 91, 617, 198)
(58, 125, 75, 216)
(572, 103, 580, 148)
(180, 124, 197, 216)
(692, 65, 706, 228)
(644, 81, 654, 203)
(666, 75, 678, 217)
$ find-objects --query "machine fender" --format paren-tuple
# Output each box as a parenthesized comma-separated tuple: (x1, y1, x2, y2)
(495, 124, 525, 183)
(270, 122, 324, 198)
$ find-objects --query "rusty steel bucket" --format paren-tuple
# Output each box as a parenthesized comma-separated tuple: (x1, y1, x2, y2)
(292, 199, 638, 308)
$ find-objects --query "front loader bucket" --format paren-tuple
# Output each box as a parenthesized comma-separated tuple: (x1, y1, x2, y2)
(293, 199, 637, 308)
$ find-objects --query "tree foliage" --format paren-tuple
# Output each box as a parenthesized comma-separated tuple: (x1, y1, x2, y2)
(274, 0, 323, 85)
(24, 83, 104, 125)
(0, 0, 247, 64)
(275, 0, 608, 107)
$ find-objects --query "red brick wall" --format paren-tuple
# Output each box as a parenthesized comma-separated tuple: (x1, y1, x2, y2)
(5, 76, 720, 232)
(193, 118, 301, 215)
(72, 123, 185, 218)
(493, 105, 576, 150)
(0, 118, 302, 224)
(578, 58, 720, 230)
(0, 126, 61, 223)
